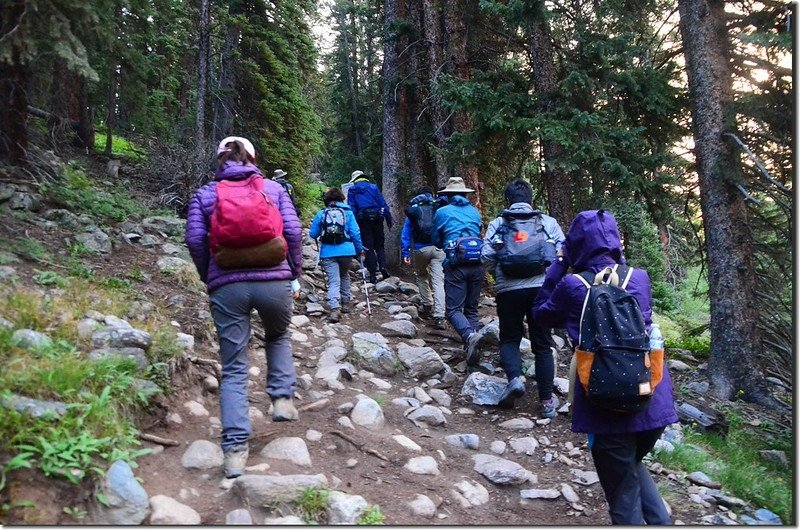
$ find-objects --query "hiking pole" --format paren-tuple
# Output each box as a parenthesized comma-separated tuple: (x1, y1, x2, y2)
(359, 256, 372, 317)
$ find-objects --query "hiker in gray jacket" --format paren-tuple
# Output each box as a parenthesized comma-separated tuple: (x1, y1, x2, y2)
(481, 179, 565, 415)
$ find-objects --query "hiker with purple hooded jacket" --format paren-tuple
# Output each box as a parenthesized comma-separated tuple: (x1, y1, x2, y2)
(532, 209, 678, 525)
(185, 136, 303, 479)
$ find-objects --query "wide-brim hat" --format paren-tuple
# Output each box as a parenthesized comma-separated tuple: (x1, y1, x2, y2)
(438, 177, 475, 194)
(217, 136, 256, 159)
(349, 170, 366, 183)
(273, 169, 287, 179)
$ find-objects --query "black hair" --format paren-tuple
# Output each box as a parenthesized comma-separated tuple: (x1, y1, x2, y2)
(416, 186, 433, 196)
(323, 187, 345, 204)
(504, 178, 533, 206)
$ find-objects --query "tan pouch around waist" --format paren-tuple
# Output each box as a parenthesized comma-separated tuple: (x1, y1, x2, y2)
(215, 237, 287, 270)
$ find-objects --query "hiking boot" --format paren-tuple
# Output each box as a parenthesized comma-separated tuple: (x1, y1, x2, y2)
(432, 317, 447, 330)
(369, 273, 378, 284)
(340, 302, 351, 314)
(540, 396, 560, 419)
(272, 397, 299, 422)
(464, 331, 483, 366)
(223, 444, 249, 479)
(327, 309, 341, 323)
(419, 305, 433, 319)
(380, 268, 391, 280)
(498, 376, 526, 409)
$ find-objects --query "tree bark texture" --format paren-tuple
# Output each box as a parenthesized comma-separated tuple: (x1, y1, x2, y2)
(406, 0, 428, 192)
(445, 0, 480, 209)
(677, 0, 771, 404)
(345, 8, 364, 158)
(422, 0, 452, 188)
(195, 0, 211, 163)
(380, 0, 407, 267)
(0, 2, 29, 165)
(529, 1, 574, 227)
(104, 62, 117, 156)
(213, 18, 241, 142)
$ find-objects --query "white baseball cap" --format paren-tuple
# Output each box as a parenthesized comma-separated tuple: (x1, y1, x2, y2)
(217, 136, 256, 160)
(349, 170, 365, 183)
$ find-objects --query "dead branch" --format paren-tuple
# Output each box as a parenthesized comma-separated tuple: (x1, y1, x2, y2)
(330, 430, 392, 463)
(139, 432, 180, 446)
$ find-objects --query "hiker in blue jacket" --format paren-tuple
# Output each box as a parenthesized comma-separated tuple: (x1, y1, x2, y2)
(309, 187, 363, 323)
(401, 186, 446, 330)
(346, 170, 393, 284)
(431, 177, 485, 363)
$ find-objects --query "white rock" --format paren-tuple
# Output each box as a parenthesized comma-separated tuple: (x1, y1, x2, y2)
(427, 388, 452, 407)
(260, 437, 311, 467)
(327, 491, 368, 525)
(264, 515, 305, 525)
(234, 474, 328, 506)
(183, 400, 209, 417)
(176, 332, 194, 352)
(406, 405, 447, 427)
(291, 315, 311, 328)
(225, 509, 253, 525)
(444, 434, 480, 450)
(392, 434, 422, 451)
(451, 479, 490, 508)
(337, 402, 355, 414)
(520, 488, 561, 500)
(472, 454, 536, 485)
(305, 429, 323, 442)
(414, 387, 433, 404)
(202, 375, 219, 393)
(499, 417, 534, 430)
(404, 456, 440, 475)
(560, 483, 580, 503)
(337, 416, 355, 430)
(408, 494, 436, 518)
(148, 495, 201, 525)
(245, 463, 271, 473)
(510, 437, 539, 455)
(553, 377, 570, 395)
(166, 413, 183, 425)
(350, 398, 385, 430)
(368, 377, 392, 390)
(181, 440, 223, 470)
(490, 441, 507, 455)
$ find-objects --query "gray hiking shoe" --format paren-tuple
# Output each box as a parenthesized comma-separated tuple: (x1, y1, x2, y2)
(223, 444, 249, 479)
(327, 309, 341, 323)
(540, 396, 560, 419)
(465, 331, 483, 366)
(272, 397, 299, 422)
(432, 317, 447, 330)
(498, 376, 526, 409)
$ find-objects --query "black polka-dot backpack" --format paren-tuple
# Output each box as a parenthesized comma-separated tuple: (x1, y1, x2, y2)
(573, 264, 664, 413)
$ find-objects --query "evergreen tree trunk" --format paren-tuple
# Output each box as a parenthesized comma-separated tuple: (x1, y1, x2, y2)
(381, 0, 407, 268)
(104, 62, 117, 156)
(75, 74, 94, 150)
(0, 59, 29, 165)
(678, 0, 776, 406)
(213, 17, 241, 141)
(195, 0, 211, 164)
(530, 1, 573, 227)
(422, 0, 451, 188)
(445, 0, 480, 208)
(406, 0, 427, 191)
(345, 8, 364, 158)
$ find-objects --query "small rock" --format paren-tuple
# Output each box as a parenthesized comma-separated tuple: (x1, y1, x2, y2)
(183, 400, 210, 417)
(156, 256, 192, 273)
(327, 491, 369, 525)
(472, 454, 536, 485)
(754, 508, 782, 524)
(520, 488, 561, 500)
(350, 398, 385, 430)
(305, 429, 322, 442)
(181, 440, 224, 470)
(1, 393, 66, 419)
(700, 514, 737, 525)
(92, 327, 152, 350)
(166, 413, 183, 425)
(451, 479, 490, 508)
(234, 474, 328, 505)
(176, 333, 195, 352)
(76, 230, 112, 254)
(149, 495, 201, 525)
(404, 456, 440, 475)
(406, 405, 447, 427)
(667, 359, 691, 372)
(260, 437, 311, 467)
(380, 320, 418, 338)
(11, 329, 53, 350)
(552, 377, 570, 396)
(536, 418, 551, 426)
(202, 375, 219, 393)
(392, 434, 422, 452)
(686, 471, 721, 489)
(225, 509, 253, 525)
(570, 469, 600, 486)
(337, 416, 355, 430)
(686, 381, 710, 394)
(490, 441, 507, 455)
(444, 434, 480, 450)
(91, 460, 150, 525)
(760, 449, 788, 468)
(264, 515, 305, 524)
(509, 437, 539, 455)
(560, 483, 580, 503)
(499, 417, 535, 430)
(408, 494, 436, 518)
(427, 388, 451, 407)
(291, 315, 311, 328)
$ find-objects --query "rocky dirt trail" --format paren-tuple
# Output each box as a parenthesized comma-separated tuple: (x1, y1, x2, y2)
(0, 190, 783, 525)
(88, 230, 711, 526)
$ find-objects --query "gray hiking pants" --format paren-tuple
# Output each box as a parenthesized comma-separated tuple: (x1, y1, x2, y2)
(321, 256, 353, 310)
(209, 280, 296, 451)
(413, 246, 446, 318)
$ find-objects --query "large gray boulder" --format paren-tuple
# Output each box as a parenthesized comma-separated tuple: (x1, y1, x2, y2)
(11, 329, 53, 350)
(181, 440, 224, 470)
(327, 491, 369, 525)
(396, 345, 444, 379)
(92, 327, 152, 350)
(380, 320, 418, 338)
(1, 393, 66, 419)
(472, 454, 536, 485)
(233, 474, 328, 505)
(351, 332, 398, 376)
(460, 372, 508, 405)
(76, 229, 112, 254)
(91, 460, 150, 525)
(142, 216, 186, 236)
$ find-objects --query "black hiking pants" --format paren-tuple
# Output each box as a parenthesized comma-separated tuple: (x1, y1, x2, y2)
(358, 218, 386, 276)
(590, 428, 672, 525)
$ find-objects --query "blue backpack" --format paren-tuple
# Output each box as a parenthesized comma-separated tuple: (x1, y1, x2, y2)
(446, 235, 483, 266)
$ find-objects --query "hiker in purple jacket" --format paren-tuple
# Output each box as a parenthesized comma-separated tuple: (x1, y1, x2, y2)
(185, 136, 303, 479)
(533, 209, 678, 525)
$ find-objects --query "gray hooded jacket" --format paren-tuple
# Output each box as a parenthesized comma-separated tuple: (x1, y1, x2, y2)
(481, 202, 565, 294)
